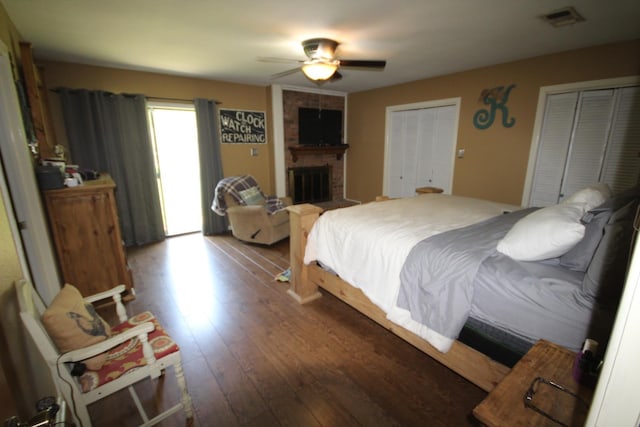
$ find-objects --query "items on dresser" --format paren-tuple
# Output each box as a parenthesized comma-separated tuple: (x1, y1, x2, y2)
(35, 164, 64, 190)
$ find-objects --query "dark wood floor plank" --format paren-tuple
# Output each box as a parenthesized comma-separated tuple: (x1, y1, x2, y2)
(308, 293, 484, 425)
(208, 236, 285, 281)
(86, 233, 486, 426)
(205, 235, 482, 425)
(198, 238, 418, 426)
(181, 356, 238, 427)
(207, 262, 414, 426)
(216, 233, 290, 272)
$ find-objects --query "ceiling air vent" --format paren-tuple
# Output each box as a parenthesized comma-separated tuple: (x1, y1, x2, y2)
(541, 6, 585, 27)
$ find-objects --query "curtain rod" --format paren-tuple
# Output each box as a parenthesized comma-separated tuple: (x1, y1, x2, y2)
(148, 96, 222, 105)
(50, 89, 221, 104)
(51, 88, 139, 98)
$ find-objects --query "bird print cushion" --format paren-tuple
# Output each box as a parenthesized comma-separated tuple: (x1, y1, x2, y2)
(78, 311, 179, 392)
(42, 284, 112, 370)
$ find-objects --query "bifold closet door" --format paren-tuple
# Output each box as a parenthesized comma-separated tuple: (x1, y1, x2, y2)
(388, 109, 419, 198)
(600, 86, 640, 194)
(529, 86, 640, 207)
(560, 89, 615, 200)
(419, 105, 455, 194)
(387, 105, 455, 198)
(529, 92, 579, 207)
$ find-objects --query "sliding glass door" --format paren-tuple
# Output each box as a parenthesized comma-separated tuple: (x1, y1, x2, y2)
(148, 103, 202, 236)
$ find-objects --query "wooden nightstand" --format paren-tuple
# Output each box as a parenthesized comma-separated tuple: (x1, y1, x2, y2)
(415, 186, 443, 194)
(473, 340, 594, 427)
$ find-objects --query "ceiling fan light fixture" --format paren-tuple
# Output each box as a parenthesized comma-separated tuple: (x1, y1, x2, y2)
(302, 62, 338, 81)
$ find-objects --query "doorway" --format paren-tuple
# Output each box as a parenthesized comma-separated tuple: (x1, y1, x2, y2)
(147, 103, 202, 236)
(0, 40, 60, 303)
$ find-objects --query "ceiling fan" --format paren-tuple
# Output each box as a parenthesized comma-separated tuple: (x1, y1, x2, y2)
(259, 38, 386, 82)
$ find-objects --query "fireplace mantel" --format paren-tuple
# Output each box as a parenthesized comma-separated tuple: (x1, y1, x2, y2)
(288, 144, 349, 162)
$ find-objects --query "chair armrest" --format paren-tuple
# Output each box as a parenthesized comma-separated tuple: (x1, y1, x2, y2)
(58, 322, 155, 364)
(84, 285, 128, 323)
(84, 285, 127, 304)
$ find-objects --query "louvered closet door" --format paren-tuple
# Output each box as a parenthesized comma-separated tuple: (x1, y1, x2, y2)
(529, 92, 579, 206)
(560, 90, 615, 201)
(530, 86, 640, 207)
(600, 86, 640, 194)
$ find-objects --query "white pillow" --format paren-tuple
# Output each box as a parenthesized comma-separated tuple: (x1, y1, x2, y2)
(562, 183, 611, 213)
(497, 203, 586, 261)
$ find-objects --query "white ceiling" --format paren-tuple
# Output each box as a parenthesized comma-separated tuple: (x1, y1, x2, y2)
(2, 0, 640, 93)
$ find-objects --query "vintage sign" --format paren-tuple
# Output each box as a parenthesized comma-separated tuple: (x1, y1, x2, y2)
(219, 109, 266, 144)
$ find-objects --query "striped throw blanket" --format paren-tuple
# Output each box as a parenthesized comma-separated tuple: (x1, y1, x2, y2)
(212, 175, 286, 215)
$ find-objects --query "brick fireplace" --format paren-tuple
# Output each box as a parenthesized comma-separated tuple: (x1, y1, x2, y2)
(288, 165, 332, 204)
(283, 90, 345, 202)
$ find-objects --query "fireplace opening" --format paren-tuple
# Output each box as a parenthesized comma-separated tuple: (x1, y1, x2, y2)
(288, 166, 332, 204)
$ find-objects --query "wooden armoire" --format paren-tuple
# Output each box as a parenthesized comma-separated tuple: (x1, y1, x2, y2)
(43, 174, 134, 298)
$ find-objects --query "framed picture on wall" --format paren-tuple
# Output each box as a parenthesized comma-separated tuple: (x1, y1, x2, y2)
(219, 108, 266, 144)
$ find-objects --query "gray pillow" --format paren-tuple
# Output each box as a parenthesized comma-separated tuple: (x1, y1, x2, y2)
(583, 184, 640, 222)
(559, 208, 612, 272)
(582, 200, 638, 305)
(566, 185, 640, 272)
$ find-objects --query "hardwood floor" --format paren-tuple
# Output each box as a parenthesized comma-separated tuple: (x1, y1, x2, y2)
(89, 233, 486, 426)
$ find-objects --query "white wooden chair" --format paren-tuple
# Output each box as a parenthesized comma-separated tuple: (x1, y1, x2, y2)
(15, 279, 194, 427)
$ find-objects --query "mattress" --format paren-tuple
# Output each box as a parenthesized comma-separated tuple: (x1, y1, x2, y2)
(470, 255, 615, 353)
(459, 316, 534, 367)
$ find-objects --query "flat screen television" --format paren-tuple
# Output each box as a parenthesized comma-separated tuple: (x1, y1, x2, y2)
(298, 107, 343, 146)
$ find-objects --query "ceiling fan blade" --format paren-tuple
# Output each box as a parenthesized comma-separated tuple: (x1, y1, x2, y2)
(339, 59, 386, 69)
(330, 71, 343, 82)
(258, 56, 304, 64)
(270, 67, 302, 79)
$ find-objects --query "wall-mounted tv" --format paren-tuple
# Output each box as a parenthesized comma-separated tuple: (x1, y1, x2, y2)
(298, 107, 343, 146)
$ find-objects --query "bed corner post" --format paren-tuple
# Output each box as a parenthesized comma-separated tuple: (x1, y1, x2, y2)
(286, 204, 323, 304)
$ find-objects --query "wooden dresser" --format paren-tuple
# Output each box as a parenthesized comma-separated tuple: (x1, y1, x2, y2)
(43, 174, 134, 298)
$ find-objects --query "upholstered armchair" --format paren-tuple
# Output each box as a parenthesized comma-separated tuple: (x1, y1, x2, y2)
(212, 175, 292, 245)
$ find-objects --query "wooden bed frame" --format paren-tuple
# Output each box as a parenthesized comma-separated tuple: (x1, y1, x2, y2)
(286, 203, 510, 392)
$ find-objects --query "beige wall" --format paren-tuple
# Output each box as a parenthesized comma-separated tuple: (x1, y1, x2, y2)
(347, 40, 640, 205)
(0, 196, 22, 420)
(40, 61, 277, 194)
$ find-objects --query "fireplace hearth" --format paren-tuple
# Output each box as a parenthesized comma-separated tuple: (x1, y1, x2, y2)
(288, 166, 332, 204)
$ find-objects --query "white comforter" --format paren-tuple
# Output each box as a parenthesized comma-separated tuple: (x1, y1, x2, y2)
(304, 194, 519, 352)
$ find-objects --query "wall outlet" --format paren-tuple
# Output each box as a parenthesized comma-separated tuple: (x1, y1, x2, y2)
(250, 148, 258, 156)
(457, 148, 465, 158)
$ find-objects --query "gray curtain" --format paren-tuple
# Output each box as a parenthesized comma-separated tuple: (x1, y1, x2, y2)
(57, 89, 165, 246)
(194, 98, 227, 235)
